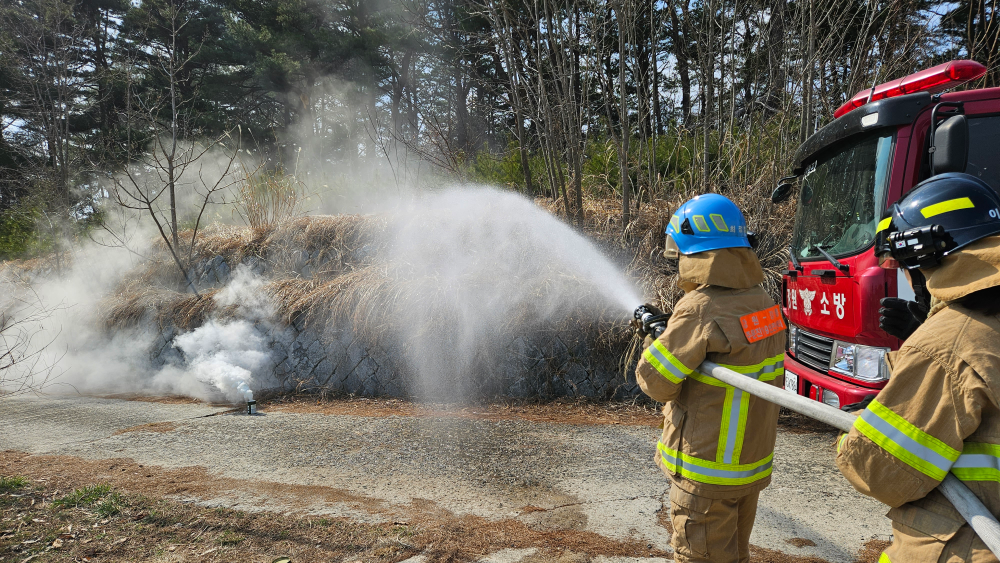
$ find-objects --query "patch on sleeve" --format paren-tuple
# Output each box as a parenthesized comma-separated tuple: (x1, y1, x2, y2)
(740, 305, 786, 343)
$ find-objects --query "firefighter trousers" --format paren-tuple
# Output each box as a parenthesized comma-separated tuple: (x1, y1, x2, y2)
(669, 487, 760, 563)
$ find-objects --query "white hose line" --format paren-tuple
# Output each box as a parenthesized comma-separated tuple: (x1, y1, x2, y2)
(700, 360, 1000, 558)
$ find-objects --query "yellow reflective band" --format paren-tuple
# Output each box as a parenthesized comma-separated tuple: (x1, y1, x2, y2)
(710, 213, 728, 232)
(718, 387, 737, 462)
(687, 356, 784, 466)
(854, 400, 959, 481)
(837, 433, 848, 453)
(716, 353, 786, 382)
(643, 340, 692, 385)
(670, 215, 681, 232)
(688, 371, 729, 387)
(951, 442, 1000, 482)
(732, 390, 751, 463)
(876, 217, 892, 233)
(692, 215, 710, 232)
(879, 554, 891, 563)
(689, 355, 786, 388)
(658, 442, 773, 486)
(920, 197, 974, 219)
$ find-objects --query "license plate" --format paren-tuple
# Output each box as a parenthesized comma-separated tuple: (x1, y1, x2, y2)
(784, 370, 799, 394)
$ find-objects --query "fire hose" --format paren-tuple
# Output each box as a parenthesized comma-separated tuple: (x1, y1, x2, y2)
(700, 360, 1000, 558)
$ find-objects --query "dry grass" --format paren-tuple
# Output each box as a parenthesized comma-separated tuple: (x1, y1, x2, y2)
(100, 286, 183, 330)
(101, 286, 220, 331)
(193, 223, 274, 264)
(0, 452, 672, 563)
(0, 451, 860, 563)
(232, 161, 303, 230)
(128, 214, 389, 291)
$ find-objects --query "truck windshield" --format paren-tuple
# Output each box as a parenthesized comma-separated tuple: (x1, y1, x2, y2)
(791, 133, 894, 261)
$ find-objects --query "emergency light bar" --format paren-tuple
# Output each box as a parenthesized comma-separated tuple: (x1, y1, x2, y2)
(833, 60, 987, 119)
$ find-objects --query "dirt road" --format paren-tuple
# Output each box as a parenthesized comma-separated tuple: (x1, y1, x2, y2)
(0, 395, 890, 562)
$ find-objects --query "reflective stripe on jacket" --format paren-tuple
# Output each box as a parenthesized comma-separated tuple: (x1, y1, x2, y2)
(636, 247, 786, 500)
(836, 240, 1000, 562)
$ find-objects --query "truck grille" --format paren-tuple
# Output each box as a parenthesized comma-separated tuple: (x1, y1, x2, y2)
(795, 329, 834, 373)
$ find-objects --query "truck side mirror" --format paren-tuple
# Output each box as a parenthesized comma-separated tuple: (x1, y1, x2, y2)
(932, 115, 969, 175)
(771, 183, 794, 203)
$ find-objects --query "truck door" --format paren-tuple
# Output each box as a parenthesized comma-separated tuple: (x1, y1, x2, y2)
(966, 115, 1000, 190)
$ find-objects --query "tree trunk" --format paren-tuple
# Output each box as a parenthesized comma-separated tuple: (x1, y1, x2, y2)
(800, 0, 814, 143)
(616, 3, 631, 235)
(668, 1, 691, 125)
(766, 0, 786, 115)
(702, 0, 714, 189)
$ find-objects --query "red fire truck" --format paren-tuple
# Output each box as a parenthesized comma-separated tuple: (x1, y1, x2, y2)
(774, 60, 999, 409)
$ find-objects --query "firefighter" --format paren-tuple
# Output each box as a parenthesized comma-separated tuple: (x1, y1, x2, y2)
(836, 172, 1000, 562)
(635, 194, 786, 563)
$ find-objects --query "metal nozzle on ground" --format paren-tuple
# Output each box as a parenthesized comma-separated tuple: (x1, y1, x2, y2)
(235, 381, 257, 415)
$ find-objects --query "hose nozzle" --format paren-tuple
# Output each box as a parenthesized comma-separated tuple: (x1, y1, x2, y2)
(634, 305, 671, 339)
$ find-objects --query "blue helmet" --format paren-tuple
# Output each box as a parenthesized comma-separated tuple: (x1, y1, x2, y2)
(665, 194, 750, 256)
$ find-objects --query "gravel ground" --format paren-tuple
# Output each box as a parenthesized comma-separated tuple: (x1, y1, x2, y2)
(0, 395, 890, 562)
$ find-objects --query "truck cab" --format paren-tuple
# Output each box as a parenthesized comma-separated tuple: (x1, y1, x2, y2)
(779, 61, 1000, 409)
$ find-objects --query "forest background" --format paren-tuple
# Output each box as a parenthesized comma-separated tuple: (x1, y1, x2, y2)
(1, 0, 998, 260)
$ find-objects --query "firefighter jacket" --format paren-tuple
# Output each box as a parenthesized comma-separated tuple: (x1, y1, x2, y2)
(836, 235, 1000, 562)
(636, 247, 786, 500)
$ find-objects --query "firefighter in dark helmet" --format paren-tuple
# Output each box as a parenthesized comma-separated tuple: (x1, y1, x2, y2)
(635, 194, 786, 563)
(837, 172, 1000, 562)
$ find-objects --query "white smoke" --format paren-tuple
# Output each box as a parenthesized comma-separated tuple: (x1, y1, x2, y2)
(165, 320, 267, 402)
(153, 265, 274, 402)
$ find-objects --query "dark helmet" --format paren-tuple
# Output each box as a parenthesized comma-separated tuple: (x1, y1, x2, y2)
(877, 172, 1000, 270)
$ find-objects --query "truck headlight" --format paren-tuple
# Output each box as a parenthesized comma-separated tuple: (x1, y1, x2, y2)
(788, 325, 799, 353)
(821, 389, 840, 408)
(830, 341, 889, 382)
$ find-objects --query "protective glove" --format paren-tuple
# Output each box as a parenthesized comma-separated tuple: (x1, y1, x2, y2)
(841, 394, 876, 413)
(879, 297, 928, 341)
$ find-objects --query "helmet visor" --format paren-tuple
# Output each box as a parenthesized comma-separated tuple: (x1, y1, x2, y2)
(664, 234, 681, 259)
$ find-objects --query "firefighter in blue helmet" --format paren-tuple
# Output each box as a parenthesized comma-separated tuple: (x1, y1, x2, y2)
(635, 194, 786, 563)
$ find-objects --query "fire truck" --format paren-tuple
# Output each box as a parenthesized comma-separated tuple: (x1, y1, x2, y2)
(773, 60, 999, 409)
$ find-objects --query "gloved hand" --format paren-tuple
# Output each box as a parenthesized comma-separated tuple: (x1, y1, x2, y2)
(879, 297, 928, 341)
(841, 394, 876, 413)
